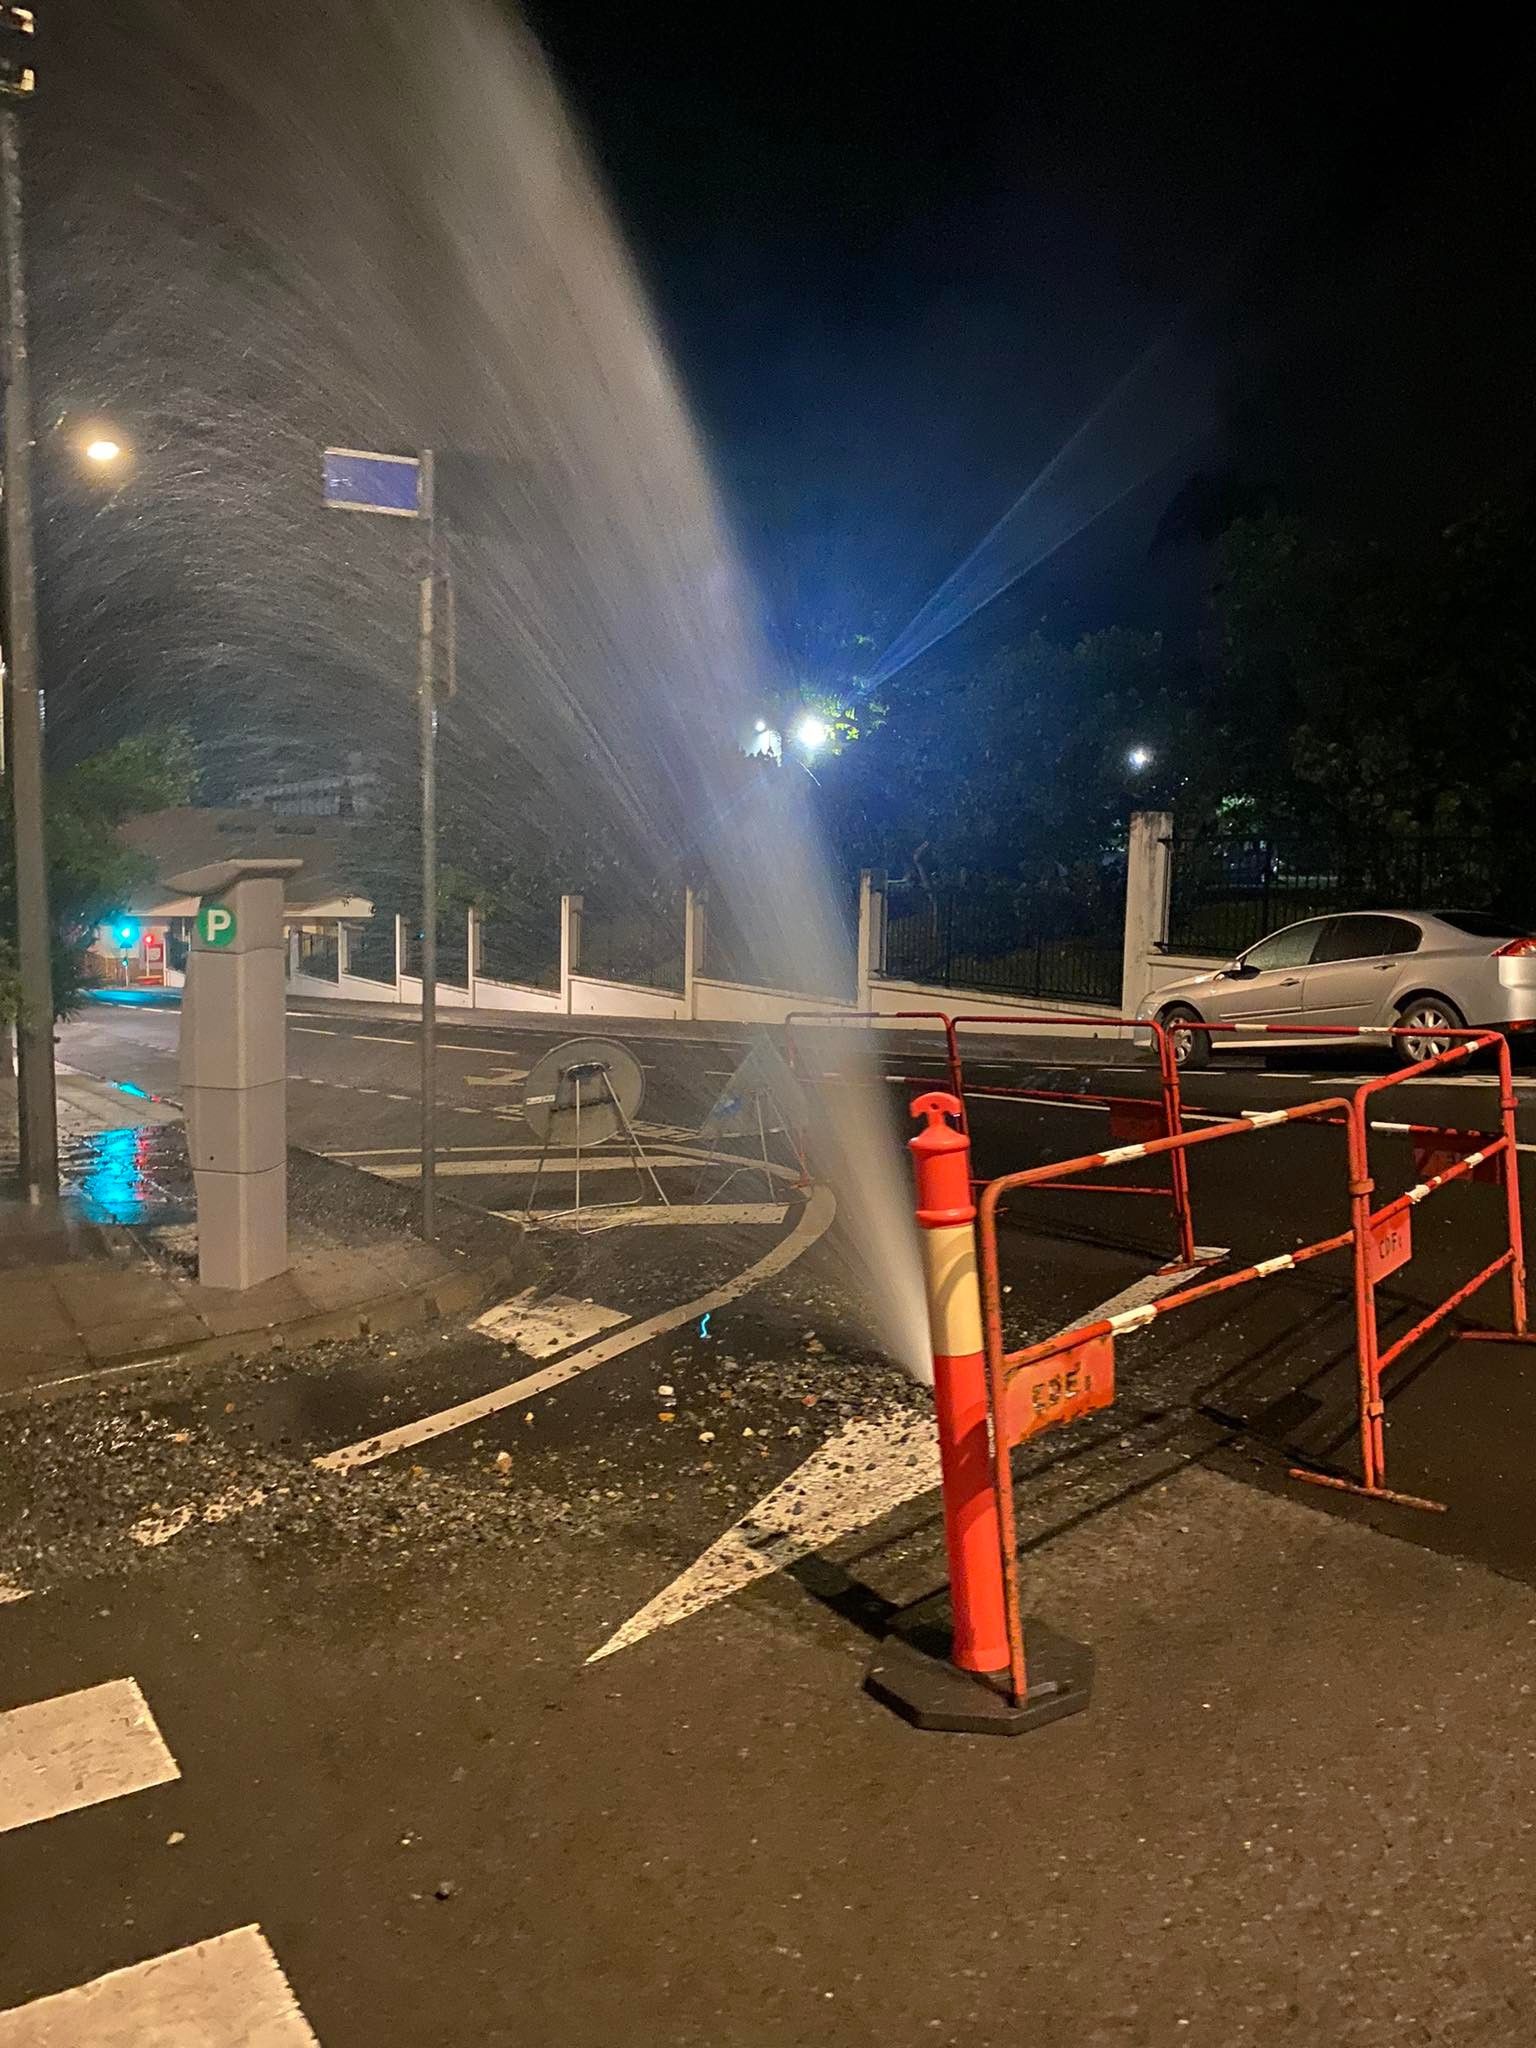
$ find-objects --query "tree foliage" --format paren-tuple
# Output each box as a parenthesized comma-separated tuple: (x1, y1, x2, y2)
(0, 729, 198, 1021)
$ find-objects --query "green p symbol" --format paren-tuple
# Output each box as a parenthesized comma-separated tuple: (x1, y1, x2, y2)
(197, 903, 237, 948)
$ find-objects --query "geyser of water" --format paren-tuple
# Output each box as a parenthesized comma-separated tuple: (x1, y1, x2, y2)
(65, 2, 929, 1373)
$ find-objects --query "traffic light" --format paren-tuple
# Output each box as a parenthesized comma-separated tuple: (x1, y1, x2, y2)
(0, 8, 34, 99)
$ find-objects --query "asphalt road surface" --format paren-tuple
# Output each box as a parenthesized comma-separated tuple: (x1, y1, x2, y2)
(9, 995, 1536, 2041)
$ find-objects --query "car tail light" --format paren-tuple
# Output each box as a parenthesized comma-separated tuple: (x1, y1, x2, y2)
(1496, 938, 1536, 957)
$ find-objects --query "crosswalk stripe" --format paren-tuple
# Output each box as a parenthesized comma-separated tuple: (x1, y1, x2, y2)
(0, 1678, 178, 1836)
(0, 1926, 320, 2046)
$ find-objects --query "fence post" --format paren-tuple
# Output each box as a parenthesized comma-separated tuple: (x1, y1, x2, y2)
(286, 924, 300, 984)
(560, 892, 584, 1015)
(856, 869, 884, 1008)
(683, 886, 705, 1019)
(393, 912, 405, 999)
(1120, 809, 1174, 1019)
(336, 918, 349, 983)
(467, 904, 480, 1008)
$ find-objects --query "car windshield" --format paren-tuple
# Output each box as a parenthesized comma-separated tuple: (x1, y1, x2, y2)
(1432, 910, 1535, 939)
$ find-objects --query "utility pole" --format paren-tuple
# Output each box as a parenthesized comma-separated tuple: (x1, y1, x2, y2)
(321, 441, 448, 1239)
(417, 447, 437, 1239)
(0, 8, 56, 1206)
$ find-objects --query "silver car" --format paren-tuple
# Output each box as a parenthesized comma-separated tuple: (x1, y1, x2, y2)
(1142, 909, 1536, 1067)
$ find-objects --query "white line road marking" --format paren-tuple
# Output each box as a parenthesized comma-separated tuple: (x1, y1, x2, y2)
(586, 1254, 1219, 1664)
(290, 1026, 336, 1037)
(0, 1679, 178, 1836)
(472, 1292, 628, 1357)
(316, 1183, 836, 1472)
(351, 1033, 412, 1046)
(367, 1154, 697, 1180)
(521, 1203, 790, 1229)
(0, 1926, 320, 2047)
(463, 1071, 529, 1086)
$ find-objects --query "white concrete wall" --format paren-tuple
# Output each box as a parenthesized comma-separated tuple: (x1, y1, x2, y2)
(568, 974, 687, 1020)
(470, 977, 563, 1015)
(866, 979, 1123, 1037)
(690, 976, 856, 1026)
(398, 973, 474, 1010)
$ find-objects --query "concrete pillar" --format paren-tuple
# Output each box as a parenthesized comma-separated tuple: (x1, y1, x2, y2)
(560, 893, 583, 1014)
(174, 857, 302, 1290)
(1121, 810, 1174, 1019)
(393, 912, 405, 998)
(286, 924, 300, 983)
(856, 869, 885, 1009)
(467, 904, 481, 1005)
(336, 918, 349, 982)
(683, 886, 705, 1019)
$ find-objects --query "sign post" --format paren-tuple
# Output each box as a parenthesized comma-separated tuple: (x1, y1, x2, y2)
(322, 444, 442, 1238)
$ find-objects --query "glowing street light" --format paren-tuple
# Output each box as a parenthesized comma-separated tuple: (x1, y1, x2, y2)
(795, 714, 830, 752)
(83, 436, 121, 465)
(1127, 744, 1152, 771)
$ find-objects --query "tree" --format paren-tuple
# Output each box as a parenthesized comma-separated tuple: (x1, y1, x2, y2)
(0, 729, 198, 1022)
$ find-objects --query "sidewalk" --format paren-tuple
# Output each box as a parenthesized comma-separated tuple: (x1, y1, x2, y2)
(0, 1076, 533, 1395)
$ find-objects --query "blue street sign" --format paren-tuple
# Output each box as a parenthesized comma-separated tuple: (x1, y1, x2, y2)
(322, 447, 421, 517)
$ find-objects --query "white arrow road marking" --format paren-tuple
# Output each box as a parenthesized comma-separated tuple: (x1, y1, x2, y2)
(472, 1292, 627, 1356)
(316, 1184, 836, 1473)
(586, 1252, 1222, 1664)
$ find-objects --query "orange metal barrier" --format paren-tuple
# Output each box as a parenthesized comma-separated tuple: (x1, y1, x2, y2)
(784, 1007, 1198, 1269)
(971, 1092, 1355, 1708)
(1291, 1028, 1536, 1511)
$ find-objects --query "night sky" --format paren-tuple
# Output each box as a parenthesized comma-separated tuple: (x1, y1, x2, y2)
(28, 4, 1536, 783)
(527, 6, 1536, 646)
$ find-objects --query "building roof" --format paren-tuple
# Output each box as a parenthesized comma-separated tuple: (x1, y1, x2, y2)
(118, 809, 375, 919)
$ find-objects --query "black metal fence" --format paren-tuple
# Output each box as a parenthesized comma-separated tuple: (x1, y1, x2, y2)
(477, 909, 560, 992)
(1167, 830, 1512, 959)
(401, 914, 469, 987)
(700, 883, 860, 1002)
(294, 925, 338, 982)
(879, 878, 1124, 1006)
(578, 890, 684, 993)
(344, 915, 397, 986)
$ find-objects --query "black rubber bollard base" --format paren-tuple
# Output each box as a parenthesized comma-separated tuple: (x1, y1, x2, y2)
(864, 1609, 1093, 1737)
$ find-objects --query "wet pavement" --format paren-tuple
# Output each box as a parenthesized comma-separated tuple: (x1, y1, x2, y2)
(8, 998, 1536, 2040)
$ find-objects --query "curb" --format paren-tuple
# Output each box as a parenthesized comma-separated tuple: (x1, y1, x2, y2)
(6, 1250, 524, 1405)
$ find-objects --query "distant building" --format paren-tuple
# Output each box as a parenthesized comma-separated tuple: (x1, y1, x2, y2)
(234, 751, 380, 818)
(88, 807, 373, 987)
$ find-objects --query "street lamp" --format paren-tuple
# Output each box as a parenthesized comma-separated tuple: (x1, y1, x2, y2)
(83, 437, 121, 465)
(1127, 744, 1152, 772)
(795, 714, 830, 752)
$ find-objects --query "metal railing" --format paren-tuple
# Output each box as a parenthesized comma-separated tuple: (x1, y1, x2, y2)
(880, 881, 1122, 1005)
(343, 915, 396, 986)
(1167, 829, 1506, 958)
(578, 891, 684, 993)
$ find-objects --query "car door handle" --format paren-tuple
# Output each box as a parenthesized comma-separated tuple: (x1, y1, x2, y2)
(1373, 963, 1395, 972)
(1277, 976, 1300, 986)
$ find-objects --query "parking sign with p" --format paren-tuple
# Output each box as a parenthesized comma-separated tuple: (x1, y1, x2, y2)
(196, 902, 237, 948)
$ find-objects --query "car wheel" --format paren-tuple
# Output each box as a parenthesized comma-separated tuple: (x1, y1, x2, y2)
(1394, 994, 1467, 1067)
(1159, 1004, 1211, 1070)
